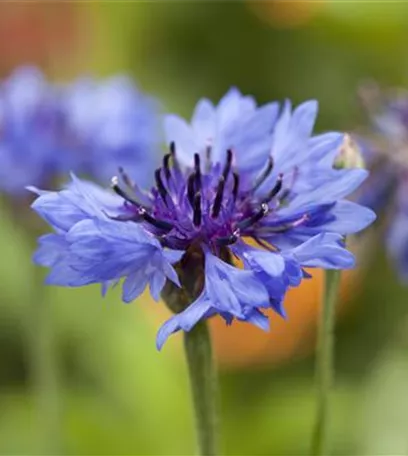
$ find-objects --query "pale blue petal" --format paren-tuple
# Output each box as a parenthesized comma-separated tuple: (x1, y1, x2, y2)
(191, 99, 216, 144)
(290, 233, 355, 269)
(149, 272, 167, 302)
(242, 308, 270, 331)
(164, 114, 199, 167)
(319, 200, 376, 234)
(122, 271, 148, 303)
(156, 297, 212, 350)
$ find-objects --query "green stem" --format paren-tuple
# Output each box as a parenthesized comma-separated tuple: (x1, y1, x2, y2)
(311, 269, 341, 456)
(26, 265, 62, 455)
(5, 198, 62, 454)
(183, 320, 219, 456)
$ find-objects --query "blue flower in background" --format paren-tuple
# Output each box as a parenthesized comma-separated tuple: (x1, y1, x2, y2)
(357, 82, 408, 281)
(0, 67, 63, 195)
(62, 76, 160, 189)
(0, 66, 160, 196)
(32, 88, 375, 348)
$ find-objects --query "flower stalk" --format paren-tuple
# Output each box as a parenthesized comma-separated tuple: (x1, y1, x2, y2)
(184, 320, 219, 456)
(311, 269, 341, 456)
(12, 208, 63, 456)
(27, 267, 61, 455)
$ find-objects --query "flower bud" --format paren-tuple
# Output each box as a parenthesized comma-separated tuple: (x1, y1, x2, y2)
(335, 134, 365, 169)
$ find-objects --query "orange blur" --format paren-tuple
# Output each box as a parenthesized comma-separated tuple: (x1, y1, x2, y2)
(211, 268, 354, 369)
(247, 0, 325, 29)
(151, 268, 354, 370)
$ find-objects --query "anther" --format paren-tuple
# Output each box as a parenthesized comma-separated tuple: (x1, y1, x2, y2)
(278, 188, 291, 205)
(193, 192, 202, 227)
(253, 156, 274, 191)
(205, 144, 212, 172)
(169, 141, 176, 157)
(139, 208, 173, 232)
(262, 214, 309, 234)
(232, 172, 240, 201)
(163, 154, 172, 181)
(116, 169, 152, 208)
(236, 203, 269, 231)
(154, 169, 169, 205)
(187, 173, 196, 207)
(222, 149, 233, 180)
(206, 144, 212, 162)
(194, 153, 202, 189)
(263, 173, 283, 203)
(253, 237, 274, 251)
(212, 176, 225, 218)
(216, 231, 239, 246)
(194, 153, 200, 171)
(169, 141, 180, 171)
(118, 166, 134, 189)
(111, 176, 140, 207)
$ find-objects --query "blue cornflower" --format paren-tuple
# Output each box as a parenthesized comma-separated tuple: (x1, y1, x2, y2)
(0, 66, 159, 196)
(357, 82, 408, 280)
(0, 67, 63, 195)
(62, 75, 160, 188)
(31, 88, 375, 349)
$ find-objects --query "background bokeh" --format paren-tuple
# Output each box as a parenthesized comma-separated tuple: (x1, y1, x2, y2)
(1, 2, 408, 454)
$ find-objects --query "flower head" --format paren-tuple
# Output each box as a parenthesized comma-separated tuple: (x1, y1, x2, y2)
(357, 82, 408, 281)
(0, 67, 63, 195)
(0, 66, 160, 197)
(62, 75, 160, 188)
(32, 88, 375, 348)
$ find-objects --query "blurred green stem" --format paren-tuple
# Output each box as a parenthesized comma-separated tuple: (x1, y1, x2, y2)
(6, 198, 62, 454)
(26, 265, 61, 455)
(311, 269, 341, 456)
(184, 321, 219, 456)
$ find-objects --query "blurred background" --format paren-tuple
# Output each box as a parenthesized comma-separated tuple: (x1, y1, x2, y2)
(1, 1, 408, 454)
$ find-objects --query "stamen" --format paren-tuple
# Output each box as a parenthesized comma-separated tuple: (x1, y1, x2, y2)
(206, 144, 212, 162)
(116, 169, 152, 208)
(253, 237, 275, 251)
(232, 172, 240, 201)
(118, 166, 134, 189)
(194, 153, 201, 189)
(106, 212, 141, 223)
(263, 173, 283, 203)
(212, 176, 225, 218)
(139, 207, 173, 232)
(216, 231, 239, 246)
(261, 214, 309, 234)
(236, 203, 269, 231)
(154, 169, 169, 205)
(169, 141, 180, 171)
(193, 192, 202, 226)
(163, 154, 172, 181)
(253, 156, 274, 191)
(169, 141, 176, 157)
(194, 152, 200, 171)
(111, 176, 140, 207)
(205, 144, 212, 172)
(278, 188, 291, 205)
(187, 173, 196, 207)
(222, 149, 233, 180)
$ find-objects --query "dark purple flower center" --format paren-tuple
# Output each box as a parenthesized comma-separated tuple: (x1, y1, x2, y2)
(111, 143, 306, 250)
